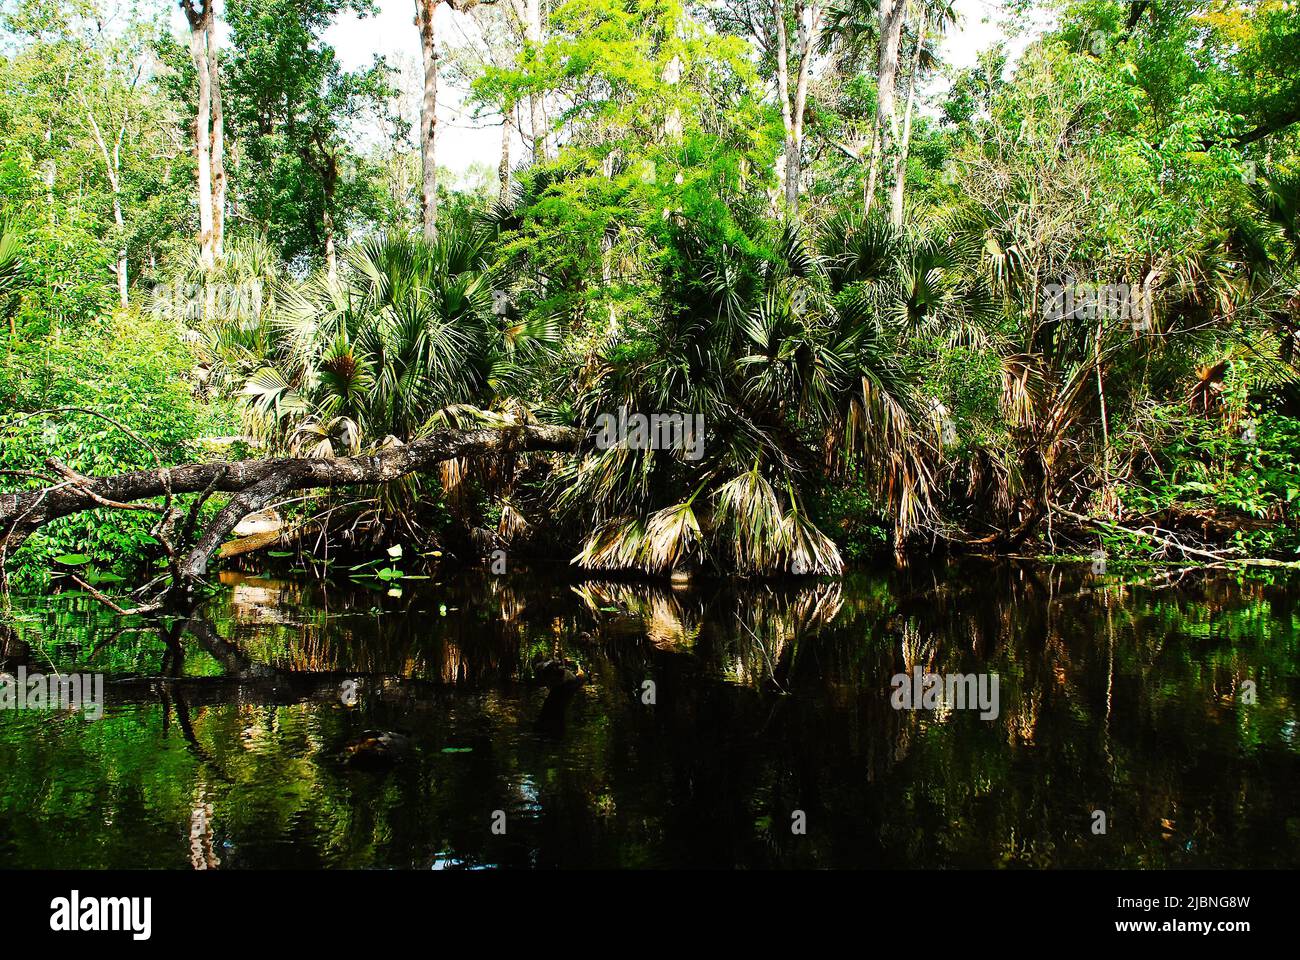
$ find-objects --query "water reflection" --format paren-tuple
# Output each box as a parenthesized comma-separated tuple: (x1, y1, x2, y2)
(0, 561, 1297, 868)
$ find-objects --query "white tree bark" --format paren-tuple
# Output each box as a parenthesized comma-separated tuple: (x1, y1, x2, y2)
(889, 11, 926, 226)
(774, 0, 794, 208)
(415, 0, 440, 240)
(324, 205, 337, 279)
(208, 21, 226, 260)
(524, 0, 546, 162)
(774, 1, 822, 215)
(499, 110, 513, 200)
(182, 1, 215, 269)
(865, 0, 906, 216)
(82, 58, 144, 310)
(86, 110, 129, 309)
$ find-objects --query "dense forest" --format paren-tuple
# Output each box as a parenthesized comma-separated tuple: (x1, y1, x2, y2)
(1, 0, 1298, 597)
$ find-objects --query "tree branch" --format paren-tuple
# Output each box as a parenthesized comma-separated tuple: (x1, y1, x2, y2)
(0, 424, 581, 592)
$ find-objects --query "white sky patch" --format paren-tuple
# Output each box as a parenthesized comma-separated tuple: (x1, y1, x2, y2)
(325, 2, 504, 175)
(159, 0, 1057, 175)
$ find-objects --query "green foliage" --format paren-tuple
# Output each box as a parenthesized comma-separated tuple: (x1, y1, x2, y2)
(0, 313, 234, 583)
(1114, 397, 1300, 556)
(3, 0, 1300, 580)
(224, 0, 403, 266)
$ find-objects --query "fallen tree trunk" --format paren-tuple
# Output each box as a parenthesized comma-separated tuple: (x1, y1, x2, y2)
(0, 424, 580, 593)
(1052, 506, 1300, 569)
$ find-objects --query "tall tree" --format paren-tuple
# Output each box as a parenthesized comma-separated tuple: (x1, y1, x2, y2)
(864, 0, 905, 215)
(888, 0, 955, 224)
(517, 0, 546, 161)
(413, 0, 489, 240)
(79, 57, 143, 308)
(1, 0, 191, 321)
(179, 0, 223, 267)
(209, 19, 226, 259)
(225, 0, 397, 269)
(441, 2, 525, 200)
(773, 0, 822, 214)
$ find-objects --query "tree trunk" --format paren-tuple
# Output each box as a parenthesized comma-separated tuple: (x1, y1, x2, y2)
(113, 201, 128, 310)
(774, 0, 795, 209)
(662, 54, 683, 140)
(499, 110, 513, 201)
(774, 1, 821, 216)
(83, 105, 129, 308)
(323, 152, 339, 278)
(0, 425, 580, 588)
(790, 2, 820, 213)
(889, 12, 926, 226)
(208, 21, 226, 261)
(183, 2, 215, 269)
(415, 0, 440, 240)
(323, 205, 336, 280)
(524, 0, 546, 162)
(866, 0, 906, 215)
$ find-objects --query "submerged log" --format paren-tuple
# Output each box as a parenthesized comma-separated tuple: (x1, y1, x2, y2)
(0, 424, 581, 593)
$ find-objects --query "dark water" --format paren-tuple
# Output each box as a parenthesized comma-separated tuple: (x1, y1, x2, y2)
(1, 561, 1297, 869)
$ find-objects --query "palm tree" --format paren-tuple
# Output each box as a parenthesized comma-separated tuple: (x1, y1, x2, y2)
(227, 220, 559, 543)
(558, 212, 946, 576)
(240, 221, 554, 454)
(0, 221, 26, 341)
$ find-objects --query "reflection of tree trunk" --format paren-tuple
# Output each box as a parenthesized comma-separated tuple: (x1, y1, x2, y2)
(190, 788, 221, 870)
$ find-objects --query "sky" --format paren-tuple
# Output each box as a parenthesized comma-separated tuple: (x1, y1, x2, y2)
(171, 0, 1055, 175)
